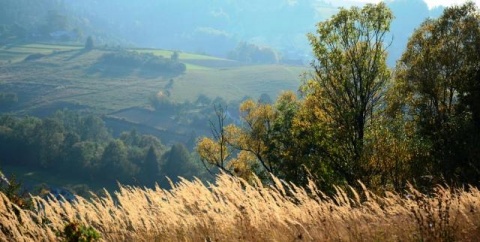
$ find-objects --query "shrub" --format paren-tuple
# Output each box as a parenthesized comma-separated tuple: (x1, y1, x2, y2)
(98, 50, 186, 76)
(0, 174, 33, 210)
(57, 221, 101, 242)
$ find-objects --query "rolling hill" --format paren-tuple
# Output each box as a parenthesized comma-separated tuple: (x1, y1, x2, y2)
(0, 43, 307, 146)
(0, 44, 305, 112)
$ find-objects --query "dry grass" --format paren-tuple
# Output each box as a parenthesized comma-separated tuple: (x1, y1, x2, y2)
(1, 174, 480, 241)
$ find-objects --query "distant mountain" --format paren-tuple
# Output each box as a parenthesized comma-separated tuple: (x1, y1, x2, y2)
(0, 0, 445, 65)
(60, 0, 323, 59)
(387, 0, 444, 66)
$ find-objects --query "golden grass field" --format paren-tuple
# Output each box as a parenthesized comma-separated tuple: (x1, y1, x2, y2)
(1, 174, 480, 241)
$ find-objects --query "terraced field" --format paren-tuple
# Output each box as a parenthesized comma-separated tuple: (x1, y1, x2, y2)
(0, 43, 307, 113)
(0, 43, 82, 63)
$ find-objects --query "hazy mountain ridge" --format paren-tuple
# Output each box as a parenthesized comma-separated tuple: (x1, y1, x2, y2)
(1, 0, 444, 64)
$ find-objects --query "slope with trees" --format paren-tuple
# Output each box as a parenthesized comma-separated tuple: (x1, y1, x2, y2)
(393, 2, 480, 187)
(0, 110, 206, 189)
(197, 2, 480, 193)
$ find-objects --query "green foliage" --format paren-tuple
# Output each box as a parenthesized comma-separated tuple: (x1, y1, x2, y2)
(394, 2, 480, 187)
(262, 92, 307, 184)
(228, 42, 280, 64)
(162, 143, 198, 184)
(304, 2, 393, 186)
(196, 2, 480, 193)
(0, 174, 33, 210)
(0, 110, 203, 188)
(140, 146, 161, 185)
(57, 221, 101, 242)
(0, 0, 67, 42)
(98, 50, 186, 76)
(43, 10, 69, 33)
(100, 139, 138, 182)
(198, 3, 395, 191)
(198, 93, 309, 185)
(33, 118, 65, 168)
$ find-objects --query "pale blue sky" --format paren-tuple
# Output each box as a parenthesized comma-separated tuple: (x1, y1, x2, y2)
(338, 0, 479, 9)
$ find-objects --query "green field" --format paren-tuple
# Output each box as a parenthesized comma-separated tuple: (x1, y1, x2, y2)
(0, 43, 308, 192)
(0, 43, 307, 114)
(0, 43, 82, 62)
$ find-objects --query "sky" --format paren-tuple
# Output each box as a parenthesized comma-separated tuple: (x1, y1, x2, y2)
(415, 0, 479, 8)
(350, 0, 480, 9)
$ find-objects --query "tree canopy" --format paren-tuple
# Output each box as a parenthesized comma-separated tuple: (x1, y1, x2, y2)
(197, 2, 480, 193)
(394, 2, 480, 187)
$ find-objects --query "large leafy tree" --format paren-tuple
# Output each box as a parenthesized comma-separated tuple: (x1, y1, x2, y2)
(196, 93, 303, 184)
(197, 3, 394, 189)
(304, 3, 393, 185)
(394, 2, 480, 186)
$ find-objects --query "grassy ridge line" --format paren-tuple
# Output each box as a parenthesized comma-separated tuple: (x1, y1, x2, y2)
(134, 48, 225, 61)
(0, 43, 227, 63)
(0, 43, 81, 62)
(1, 174, 478, 241)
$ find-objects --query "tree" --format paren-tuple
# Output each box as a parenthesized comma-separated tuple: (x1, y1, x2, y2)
(170, 51, 179, 62)
(138, 135, 164, 152)
(100, 139, 138, 182)
(394, 2, 480, 186)
(5, 116, 41, 166)
(304, 3, 393, 185)
(224, 98, 276, 179)
(162, 143, 197, 183)
(84, 36, 94, 50)
(140, 146, 161, 185)
(197, 93, 309, 185)
(263, 92, 308, 184)
(227, 42, 279, 64)
(196, 105, 233, 176)
(80, 115, 109, 142)
(119, 129, 141, 147)
(33, 118, 65, 168)
(66, 141, 101, 177)
(196, 3, 394, 189)
(258, 93, 273, 104)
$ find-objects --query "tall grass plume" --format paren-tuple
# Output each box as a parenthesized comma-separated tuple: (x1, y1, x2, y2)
(1, 175, 479, 241)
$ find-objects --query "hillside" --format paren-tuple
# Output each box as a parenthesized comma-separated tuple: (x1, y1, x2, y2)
(0, 44, 306, 144)
(0, 44, 304, 111)
(0, 0, 446, 67)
